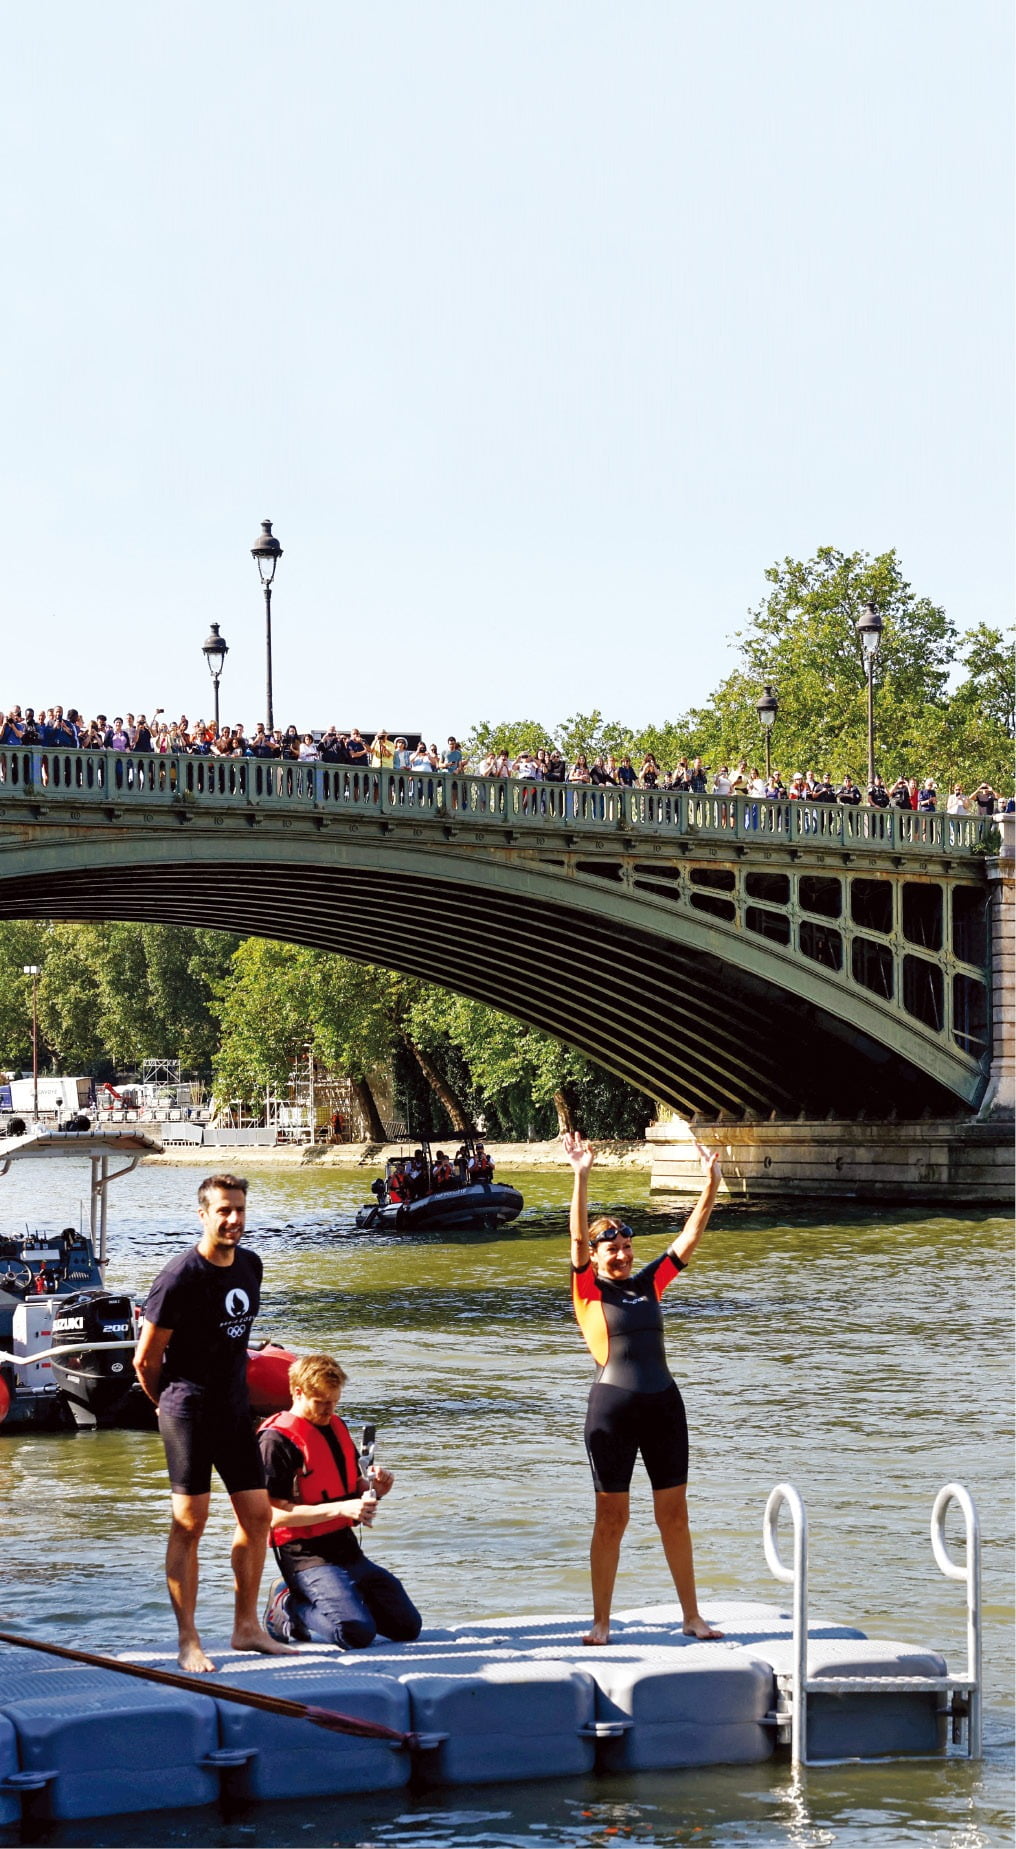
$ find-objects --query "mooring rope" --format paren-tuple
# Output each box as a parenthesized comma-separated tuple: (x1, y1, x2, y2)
(0, 1630, 420, 1748)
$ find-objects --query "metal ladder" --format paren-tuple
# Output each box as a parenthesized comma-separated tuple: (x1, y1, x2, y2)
(763, 1481, 981, 1766)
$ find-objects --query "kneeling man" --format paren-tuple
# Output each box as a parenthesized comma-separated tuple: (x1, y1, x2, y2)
(259, 1353, 422, 1650)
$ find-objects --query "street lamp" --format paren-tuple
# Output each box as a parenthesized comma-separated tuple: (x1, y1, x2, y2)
(250, 518, 283, 733)
(756, 684, 779, 781)
(22, 965, 40, 1119)
(855, 601, 883, 793)
(201, 623, 229, 733)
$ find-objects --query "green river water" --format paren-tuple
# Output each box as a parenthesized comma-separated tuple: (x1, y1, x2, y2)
(0, 1161, 1011, 1849)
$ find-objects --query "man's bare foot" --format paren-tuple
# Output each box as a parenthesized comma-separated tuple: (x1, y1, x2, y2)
(178, 1639, 216, 1673)
(231, 1625, 300, 1657)
(682, 1615, 724, 1640)
(582, 1624, 611, 1646)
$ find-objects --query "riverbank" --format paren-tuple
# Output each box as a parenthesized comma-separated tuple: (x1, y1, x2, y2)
(142, 1137, 653, 1171)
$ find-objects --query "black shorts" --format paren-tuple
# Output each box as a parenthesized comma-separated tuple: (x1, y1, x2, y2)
(584, 1380, 689, 1494)
(158, 1403, 265, 1498)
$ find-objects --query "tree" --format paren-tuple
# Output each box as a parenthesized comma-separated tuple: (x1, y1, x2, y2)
(407, 989, 653, 1139)
(210, 944, 471, 1131)
(682, 547, 959, 784)
(466, 719, 555, 762)
(210, 942, 655, 1139)
(0, 923, 56, 1069)
(942, 625, 1015, 794)
(211, 939, 317, 1109)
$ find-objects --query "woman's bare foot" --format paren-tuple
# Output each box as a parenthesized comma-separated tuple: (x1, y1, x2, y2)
(582, 1623, 611, 1645)
(231, 1624, 300, 1657)
(178, 1638, 216, 1673)
(682, 1615, 724, 1640)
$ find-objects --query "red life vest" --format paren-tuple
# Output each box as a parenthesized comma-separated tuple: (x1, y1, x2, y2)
(387, 1170, 409, 1203)
(260, 1410, 362, 1545)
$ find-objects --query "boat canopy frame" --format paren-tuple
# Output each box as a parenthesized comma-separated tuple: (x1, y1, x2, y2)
(0, 1130, 163, 1271)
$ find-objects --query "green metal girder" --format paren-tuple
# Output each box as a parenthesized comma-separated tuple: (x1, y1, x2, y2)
(0, 806, 987, 1119)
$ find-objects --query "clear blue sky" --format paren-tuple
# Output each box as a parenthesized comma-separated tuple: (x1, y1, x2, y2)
(1, 1, 1011, 742)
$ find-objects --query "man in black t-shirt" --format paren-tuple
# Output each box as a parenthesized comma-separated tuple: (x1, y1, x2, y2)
(134, 1173, 296, 1673)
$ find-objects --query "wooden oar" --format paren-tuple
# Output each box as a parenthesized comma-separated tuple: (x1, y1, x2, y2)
(0, 1630, 422, 1748)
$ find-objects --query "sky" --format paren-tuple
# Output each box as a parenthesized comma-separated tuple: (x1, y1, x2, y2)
(1, 1, 1011, 744)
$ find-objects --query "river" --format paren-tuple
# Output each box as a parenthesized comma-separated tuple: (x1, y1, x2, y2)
(0, 1160, 1011, 1848)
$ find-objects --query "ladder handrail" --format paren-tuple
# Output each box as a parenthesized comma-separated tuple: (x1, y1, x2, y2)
(930, 1482, 982, 1757)
(763, 1483, 808, 1767)
(763, 1481, 982, 1766)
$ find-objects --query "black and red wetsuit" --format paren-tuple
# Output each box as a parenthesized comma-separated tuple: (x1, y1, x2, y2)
(571, 1252, 689, 1494)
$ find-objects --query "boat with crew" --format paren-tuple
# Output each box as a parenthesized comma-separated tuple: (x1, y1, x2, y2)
(0, 1127, 293, 1432)
(355, 1135, 523, 1233)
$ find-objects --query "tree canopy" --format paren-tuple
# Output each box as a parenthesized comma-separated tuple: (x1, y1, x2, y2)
(469, 546, 1013, 793)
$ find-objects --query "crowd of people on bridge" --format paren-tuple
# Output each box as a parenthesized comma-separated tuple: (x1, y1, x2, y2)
(0, 706, 1009, 815)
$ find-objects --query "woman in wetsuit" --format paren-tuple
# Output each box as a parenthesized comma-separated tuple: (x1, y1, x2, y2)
(564, 1131, 723, 1646)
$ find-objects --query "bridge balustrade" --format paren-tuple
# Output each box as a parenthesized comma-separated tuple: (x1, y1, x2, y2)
(0, 748, 988, 857)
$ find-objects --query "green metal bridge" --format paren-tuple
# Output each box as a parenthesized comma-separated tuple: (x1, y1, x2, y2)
(0, 748, 998, 1121)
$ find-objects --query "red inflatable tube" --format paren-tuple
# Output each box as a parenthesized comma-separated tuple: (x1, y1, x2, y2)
(246, 1342, 295, 1414)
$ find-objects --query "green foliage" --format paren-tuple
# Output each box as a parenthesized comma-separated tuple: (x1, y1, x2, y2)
(209, 941, 654, 1136)
(472, 550, 1011, 794)
(681, 547, 955, 783)
(466, 719, 555, 761)
(0, 923, 56, 1068)
(956, 625, 1015, 738)
(210, 939, 316, 1107)
(0, 922, 237, 1075)
(468, 710, 692, 772)
(942, 625, 1015, 794)
(552, 712, 636, 763)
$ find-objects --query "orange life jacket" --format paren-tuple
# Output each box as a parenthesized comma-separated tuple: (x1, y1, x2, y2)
(433, 1161, 454, 1187)
(260, 1410, 362, 1545)
(387, 1170, 409, 1203)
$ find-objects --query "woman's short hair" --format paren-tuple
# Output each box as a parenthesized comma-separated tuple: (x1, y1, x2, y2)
(289, 1353, 348, 1399)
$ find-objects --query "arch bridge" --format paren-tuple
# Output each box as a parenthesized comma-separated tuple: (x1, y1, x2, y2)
(0, 748, 998, 1122)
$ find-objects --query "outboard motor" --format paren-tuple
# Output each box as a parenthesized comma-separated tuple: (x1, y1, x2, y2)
(48, 1292, 137, 1427)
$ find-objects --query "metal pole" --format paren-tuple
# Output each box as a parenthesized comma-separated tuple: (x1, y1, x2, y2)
(765, 729, 772, 782)
(264, 580, 274, 733)
(31, 973, 38, 1119)
(99, 1154, 110, 1271)
(866, 657, 875, 791)
(212, 674, 221, 733)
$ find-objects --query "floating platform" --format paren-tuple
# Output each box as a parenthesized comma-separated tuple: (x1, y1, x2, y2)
(0, 1600, 959, 1824)
(0, 1484, 981, 1825)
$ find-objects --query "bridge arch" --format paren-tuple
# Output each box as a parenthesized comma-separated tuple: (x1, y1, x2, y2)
(0, 808, 986, 1121)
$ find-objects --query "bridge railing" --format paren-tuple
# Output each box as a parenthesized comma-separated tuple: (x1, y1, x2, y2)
(0, 750, 989, 857)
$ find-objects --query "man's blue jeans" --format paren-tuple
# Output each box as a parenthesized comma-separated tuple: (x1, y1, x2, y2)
(281, 1552, 422, 1650)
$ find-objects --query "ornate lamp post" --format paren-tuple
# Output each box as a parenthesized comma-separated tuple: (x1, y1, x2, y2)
(250, 518, 283, 733)
(756, 684, 779, 781)
(855, 601, 883, 792)
(201, 623, 229, 733)
(22, 964, 40, 1119)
